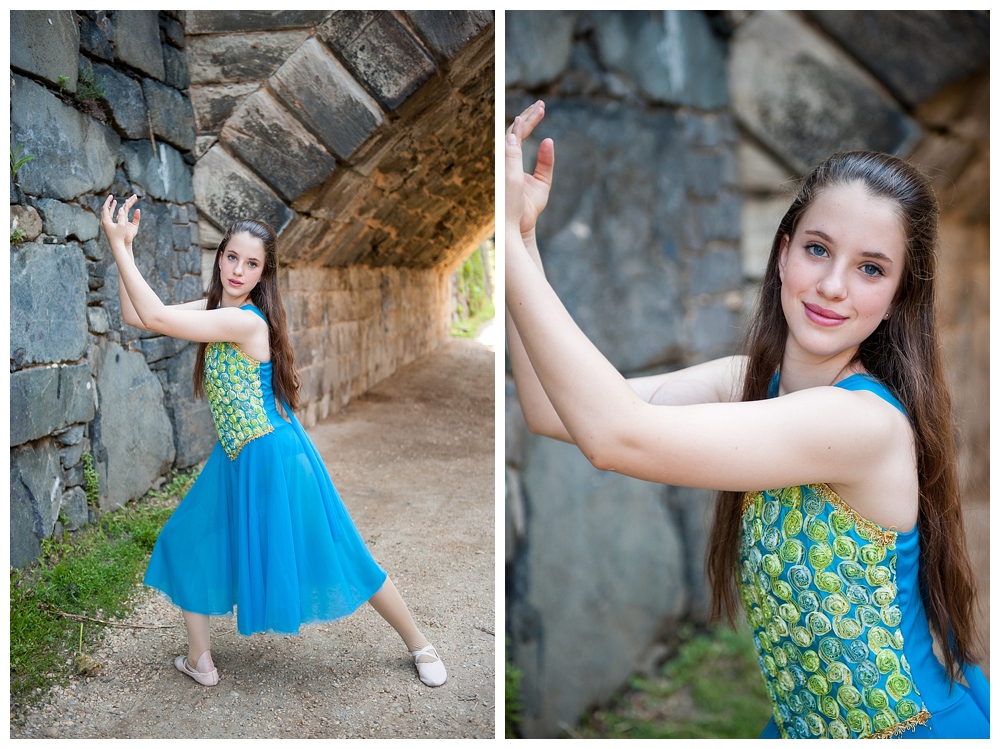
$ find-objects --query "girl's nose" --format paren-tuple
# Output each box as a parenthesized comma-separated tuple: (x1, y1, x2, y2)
(816, 266, 847, 300)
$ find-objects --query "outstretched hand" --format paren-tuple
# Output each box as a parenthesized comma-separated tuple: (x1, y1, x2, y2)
(101, 194, 141, 249)
(505, 100, 554, 238)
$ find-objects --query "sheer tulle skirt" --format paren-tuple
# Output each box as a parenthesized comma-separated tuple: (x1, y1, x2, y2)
(144, 411, 387, 636)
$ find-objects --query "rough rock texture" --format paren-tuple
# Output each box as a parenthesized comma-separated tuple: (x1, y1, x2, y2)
(805, 10, 990, 108)
(594, 10, 728, 108)
(188, 11, 494, 271)
(10, 366, 96, 448)
(281, 265, 452, 429)
(92, 341, 176, 511)
(268, 38, 384, 161)
(10, 205, 43, 241)
(505, 10, 577, 88)
(142, 79, 196, 151)
(10, 10, 80, 93)
(220, 89, 337, 203)
(189, 82, 261, 134)
(728, 11, 922, 173)
(10, 75, 120, 200)
(193, 146, 295, 233)
(92, 62, 149, 140)
(10, 439, 64, 558)
(318, 11, 438, 111)
(185, 10, 333, 35)
(114, 10, 165, 81)
(404, 10, 495, 59)
(186, 30, 313, 85)
(121, 141, 195, 204)
(511, 433, 688, 737)
(35, 199, 100, 242)
(526, 100, 741, 372)
(10, 242, 89, 367)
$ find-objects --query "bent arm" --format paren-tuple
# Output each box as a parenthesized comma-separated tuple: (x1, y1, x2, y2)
(505, 133, 899, 494)
(507, 239, 745, 440)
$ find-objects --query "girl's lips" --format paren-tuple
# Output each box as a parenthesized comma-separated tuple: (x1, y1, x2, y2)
(803, 302, 847, 326)
(228, 278, 244, 287)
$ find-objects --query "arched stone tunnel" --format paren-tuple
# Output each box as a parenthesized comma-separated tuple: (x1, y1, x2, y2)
(10, 10, 494, 567)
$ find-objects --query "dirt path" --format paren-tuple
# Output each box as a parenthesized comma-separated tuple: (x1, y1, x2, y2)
(12, 330, 496, 739)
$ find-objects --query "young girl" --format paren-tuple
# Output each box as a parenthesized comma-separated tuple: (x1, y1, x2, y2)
(504, 101, 988, 738)
(100, 196, 446, 688)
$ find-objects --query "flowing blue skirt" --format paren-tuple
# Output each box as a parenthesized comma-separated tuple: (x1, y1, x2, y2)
(144, 408, 387, 636)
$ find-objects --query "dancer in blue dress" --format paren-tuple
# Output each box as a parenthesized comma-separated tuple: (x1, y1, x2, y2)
(504, 101, 987, 737)
(101, 197, 446, 688)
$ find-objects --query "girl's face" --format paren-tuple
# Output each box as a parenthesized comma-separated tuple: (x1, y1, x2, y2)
(219, 232, 266, 300)
(778, 182, 906, 364)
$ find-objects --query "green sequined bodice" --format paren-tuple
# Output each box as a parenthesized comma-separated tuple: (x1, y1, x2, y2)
(203, 342, 273, 459)
(739, 483, 930, 739)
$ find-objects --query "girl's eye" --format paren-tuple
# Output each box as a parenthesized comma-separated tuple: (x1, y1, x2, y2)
(227, 254, 237, 261)
(805, 243, 828, 258)
(249, 262, 258, 268)
(860, 263, 884, 278)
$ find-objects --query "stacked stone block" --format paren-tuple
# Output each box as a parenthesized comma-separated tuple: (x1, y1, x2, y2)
(186, 10, 495, 272)
(186, 10, 494, 420)
(282, 266, 452, 429)
(10, 11, 213, 568)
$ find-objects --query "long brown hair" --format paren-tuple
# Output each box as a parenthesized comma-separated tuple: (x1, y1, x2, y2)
(192, 219, 300, 411)
(706, 151, 978, 680)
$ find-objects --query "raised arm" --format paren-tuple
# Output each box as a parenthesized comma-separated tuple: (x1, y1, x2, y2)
(102, 195, 263, 347)
(504, 118, 905, 498)
(506, 102, 744, 443)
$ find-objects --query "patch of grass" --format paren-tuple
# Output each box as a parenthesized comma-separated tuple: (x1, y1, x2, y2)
(10, 468, 198, 713)
(572, 624, 772, 739)
(11, 226, 27, 245)
(506, 637, 523, 738)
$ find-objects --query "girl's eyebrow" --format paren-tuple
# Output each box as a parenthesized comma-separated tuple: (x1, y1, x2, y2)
(802, 229, 895, 264)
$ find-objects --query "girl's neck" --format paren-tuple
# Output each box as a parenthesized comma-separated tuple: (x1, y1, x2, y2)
(778, 346, 864, 395)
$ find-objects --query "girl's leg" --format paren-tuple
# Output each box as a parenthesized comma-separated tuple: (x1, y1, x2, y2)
(368, 577, 447, 686)
(182, 610, 214, 671)
(367, 577, 429, 652)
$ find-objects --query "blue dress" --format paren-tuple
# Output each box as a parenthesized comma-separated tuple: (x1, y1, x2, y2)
(144, 305, 387, 635)
(742, 374, 989, 738)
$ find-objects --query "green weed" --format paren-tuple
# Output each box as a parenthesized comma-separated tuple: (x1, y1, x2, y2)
(573, 625, 772, 739)
(10, 145, 35, 180)
(11, 227, 27, 245)
(505, 637, 523, 738)
(9, 467, 198, 714)
(75, 66, 105, 102)
(81, 452, 101, 508)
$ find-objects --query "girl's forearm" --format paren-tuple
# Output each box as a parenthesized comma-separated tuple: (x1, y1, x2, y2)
(110, 241, 167, 329)
(505, 228, 644, 466)
(116, 245, 147, 329)
(506, 232, 573, 441)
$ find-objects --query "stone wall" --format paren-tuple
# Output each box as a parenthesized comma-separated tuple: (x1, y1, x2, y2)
(282, 265, 452, 429)
(504, 9, 989, 737)
(11, 10, 211, 569)
(10, 10, 496, 569)
(185, 10, 495, 271)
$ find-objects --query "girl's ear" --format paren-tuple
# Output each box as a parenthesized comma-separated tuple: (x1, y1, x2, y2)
(777, 234, 790, 282)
